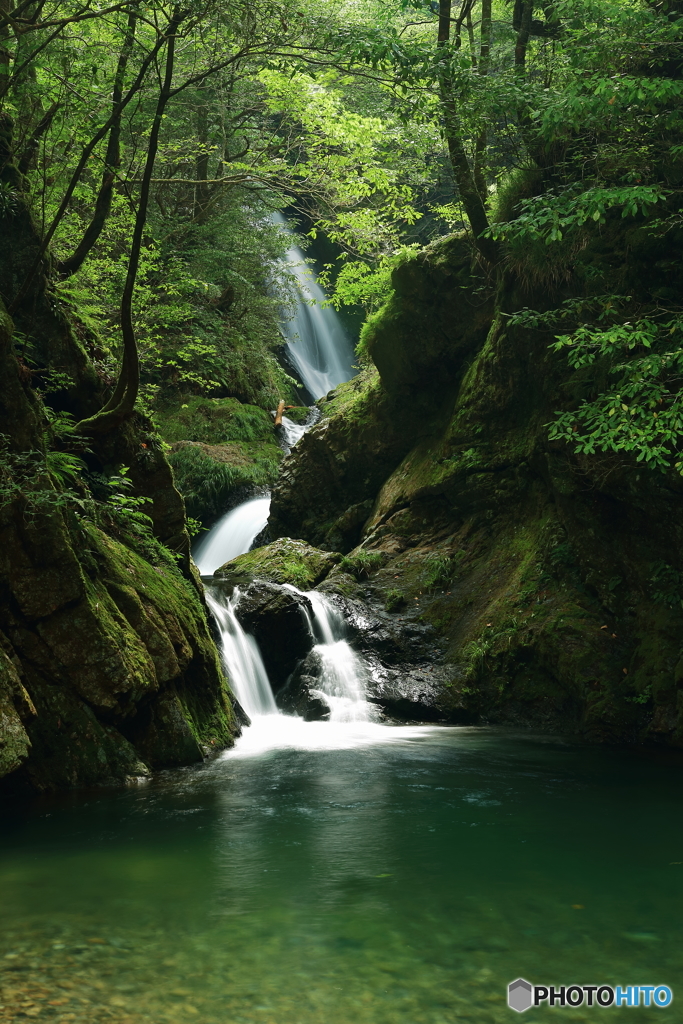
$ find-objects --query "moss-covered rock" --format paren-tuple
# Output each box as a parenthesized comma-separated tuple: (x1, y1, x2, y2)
(0, 281, 239, 792)
(362, 234, 493, 403)
(155, 397, 284, 523)
(168, 440, 281, 523)
(214, 537, 341, 589)
(269, 368, 415, 551)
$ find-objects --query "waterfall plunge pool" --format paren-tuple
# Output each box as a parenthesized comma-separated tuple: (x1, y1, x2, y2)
(1, 728, 682, 1024)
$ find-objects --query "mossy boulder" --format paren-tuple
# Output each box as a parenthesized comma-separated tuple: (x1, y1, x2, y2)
(362, 234, 493, 402)
(156, 396, 284, 524)
(214, 537, 341, 589)
(156, 396, 276, 445)
(168, 439, 281, 523)
(269, 368, 415, 551)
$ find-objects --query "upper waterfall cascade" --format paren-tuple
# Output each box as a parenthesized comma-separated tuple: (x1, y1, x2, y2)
(273, 212, 357, 402)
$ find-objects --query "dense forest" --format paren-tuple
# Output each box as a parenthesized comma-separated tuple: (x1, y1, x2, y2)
(2, 0, 683, 794)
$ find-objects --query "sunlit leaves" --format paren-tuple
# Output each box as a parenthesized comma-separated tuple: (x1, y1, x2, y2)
(548, 317, 683, 472)
(487, 185, 667, 245)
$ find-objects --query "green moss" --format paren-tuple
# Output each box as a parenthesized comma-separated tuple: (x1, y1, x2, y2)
(156, 396, 275, 445)
(489, 165, 544, 224)
(339, 549, 387, 579)
(384, 588, 406, 612)
(283, 406, 310, 425)
(168, 440, 281, 523)
(213, 537, 342, 588)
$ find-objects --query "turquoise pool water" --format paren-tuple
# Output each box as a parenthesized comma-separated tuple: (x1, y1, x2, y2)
(1, 722, 682, 1024)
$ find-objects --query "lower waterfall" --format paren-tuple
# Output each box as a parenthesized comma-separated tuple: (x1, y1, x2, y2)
(286, 585, 377, 724)
(205, 579, 382, 750)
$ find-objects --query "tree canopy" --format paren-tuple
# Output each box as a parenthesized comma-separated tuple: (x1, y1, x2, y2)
(1, 0, 682, 468)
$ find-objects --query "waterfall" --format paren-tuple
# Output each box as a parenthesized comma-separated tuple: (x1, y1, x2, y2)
(192, 220, 356, 578)
(273, 212, 357, 401)
(286, 586, 377, 724)
(206, 588, 278, 719)
(204, 578, 374, 732)
(193, 219, 368, 734)
(193, 496, 271, 577)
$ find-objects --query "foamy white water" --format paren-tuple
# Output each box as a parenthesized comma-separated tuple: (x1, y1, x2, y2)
(284, 585, 377, 723)
(193, 496, 271, 576)
(223, 714, 444, 758)
(279, 414, 307, 450)
(273, 213, 356, 401)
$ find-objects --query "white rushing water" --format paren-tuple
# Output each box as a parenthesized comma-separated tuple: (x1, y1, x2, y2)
(206, 579, 376, 744)
(288, 586, 377, 724)
(206, 588, 278, 719)
(195, 217, 370, 742)
(279, 414, 307, 451)
(193, 496, 271, 576)
(273, 212, 357, 401)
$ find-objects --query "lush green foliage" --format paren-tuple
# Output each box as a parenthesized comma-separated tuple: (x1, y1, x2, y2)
(3, 0, 683, 480)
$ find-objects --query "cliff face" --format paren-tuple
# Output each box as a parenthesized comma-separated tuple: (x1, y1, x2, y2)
(269, 229, 683, 745)
(0, 120, 239, 794)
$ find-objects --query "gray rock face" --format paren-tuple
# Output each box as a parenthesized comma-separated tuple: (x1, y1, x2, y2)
(232, 578, 456, 722)
(277, 651, 331, 720)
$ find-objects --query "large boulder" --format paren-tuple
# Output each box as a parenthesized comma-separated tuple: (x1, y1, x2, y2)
(214, 537, 341, 589)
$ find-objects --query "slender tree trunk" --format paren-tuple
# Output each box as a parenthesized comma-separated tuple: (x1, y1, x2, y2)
(17, 99, 59, 172)
(8, 26, 167, 314)
(57, 8, 137, 278)
(514, 0, 533, 72)
(473, 0, 491, 201)
(437, 0, 497, 263)
(193, 91, 210, 223)
(77, 13, 181, 435)
(0, 0, 10, 99)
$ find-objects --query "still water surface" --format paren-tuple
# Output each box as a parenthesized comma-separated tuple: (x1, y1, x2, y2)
(1, 723, 682, 1023)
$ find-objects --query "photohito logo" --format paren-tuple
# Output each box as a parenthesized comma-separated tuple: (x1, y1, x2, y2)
(507, 979, 673, 1012)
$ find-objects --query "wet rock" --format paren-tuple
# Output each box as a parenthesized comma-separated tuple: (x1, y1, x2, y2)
(277, 650, 330, 720)
(214, 537, 341, 589)
(230, 581, 314, 691)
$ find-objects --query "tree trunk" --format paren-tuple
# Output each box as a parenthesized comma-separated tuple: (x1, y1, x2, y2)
(437, 0, 498, 264)
(56, 9, 137, 278)
(77, 13, 181, 435)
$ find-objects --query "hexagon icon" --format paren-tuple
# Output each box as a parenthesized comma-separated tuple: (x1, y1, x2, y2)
(508, 978, 533, 1012)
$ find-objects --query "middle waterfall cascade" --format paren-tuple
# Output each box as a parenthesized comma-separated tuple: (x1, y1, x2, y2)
(193, 496, 271, 577)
